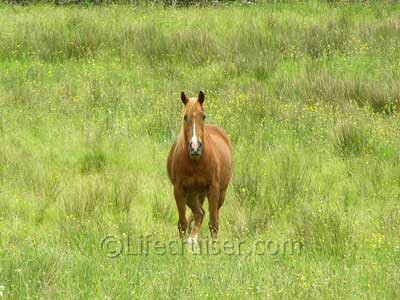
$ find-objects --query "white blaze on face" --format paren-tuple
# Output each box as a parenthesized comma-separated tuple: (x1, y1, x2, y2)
(190, 121, 199, 151)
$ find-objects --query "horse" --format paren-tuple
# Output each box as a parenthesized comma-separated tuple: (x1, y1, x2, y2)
(167, 91, 232, 245)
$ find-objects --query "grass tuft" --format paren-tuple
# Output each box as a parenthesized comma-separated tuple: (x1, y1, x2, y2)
(80, 149, 107, 174)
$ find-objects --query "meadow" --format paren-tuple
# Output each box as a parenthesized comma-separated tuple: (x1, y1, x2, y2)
(0, 1, 400, 299)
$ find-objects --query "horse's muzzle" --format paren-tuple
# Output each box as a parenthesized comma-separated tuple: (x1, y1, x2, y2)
(189, 141, 202, 157)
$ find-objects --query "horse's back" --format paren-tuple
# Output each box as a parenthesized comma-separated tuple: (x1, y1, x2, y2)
(206, 124, 231, 151)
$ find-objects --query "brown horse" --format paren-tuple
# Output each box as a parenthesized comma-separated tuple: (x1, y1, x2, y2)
(167, 91, 232, 245)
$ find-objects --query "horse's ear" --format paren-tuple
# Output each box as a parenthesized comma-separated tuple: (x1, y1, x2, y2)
(198, 91, 205, 105)
(181, 92, 188, 105)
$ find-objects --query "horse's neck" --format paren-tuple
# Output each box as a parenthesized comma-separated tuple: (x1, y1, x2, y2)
(176, 128, 186, 152)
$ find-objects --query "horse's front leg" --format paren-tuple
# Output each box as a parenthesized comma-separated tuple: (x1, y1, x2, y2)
(207, 185, 220, 240)
(174, 185, 187, 238)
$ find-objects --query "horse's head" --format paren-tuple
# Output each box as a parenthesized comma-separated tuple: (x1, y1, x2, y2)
(180, 91, 206, 158)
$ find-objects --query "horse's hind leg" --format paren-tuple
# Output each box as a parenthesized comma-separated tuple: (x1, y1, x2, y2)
(187, 195, 205, 246)
(208, 186, 220, 240)
(188, 195, 205, 232)
(217, 190, 226, 222)
(187, 214, 194, 232)
(199, 194, 206, 206)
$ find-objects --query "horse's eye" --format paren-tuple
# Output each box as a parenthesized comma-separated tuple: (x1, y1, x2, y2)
(184, 115, 188, 121)
(203, 114, 206, 120)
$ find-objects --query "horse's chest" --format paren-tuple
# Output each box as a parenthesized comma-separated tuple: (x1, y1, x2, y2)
(180, 169, 210, 191)
(174, 155, 214, 191)
(184, 176, 208, 189)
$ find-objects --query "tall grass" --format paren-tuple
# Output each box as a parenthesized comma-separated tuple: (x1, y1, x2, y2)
(1, 2, 400, 299)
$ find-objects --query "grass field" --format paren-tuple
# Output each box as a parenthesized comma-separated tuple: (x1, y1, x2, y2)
(1, 1, 400, 299)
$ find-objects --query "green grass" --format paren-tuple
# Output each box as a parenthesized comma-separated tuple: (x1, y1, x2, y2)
(1, 2, 400, 299)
